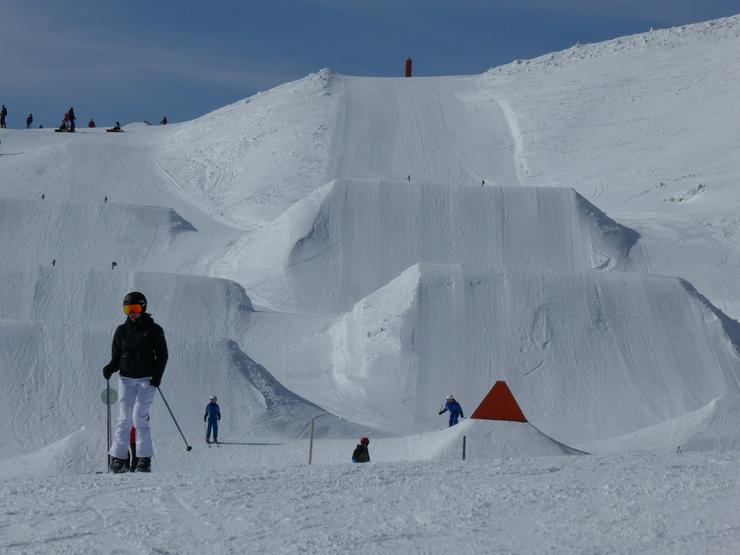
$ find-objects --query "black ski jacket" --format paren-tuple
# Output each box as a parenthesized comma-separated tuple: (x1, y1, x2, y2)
(352, 444, 370, 463)
(108, 313, 168, 381)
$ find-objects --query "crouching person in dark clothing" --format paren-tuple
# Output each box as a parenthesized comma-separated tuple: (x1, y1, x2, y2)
(352, 436, 370, 463)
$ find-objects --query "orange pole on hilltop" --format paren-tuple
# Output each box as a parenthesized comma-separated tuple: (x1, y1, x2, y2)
(404, 58, 413, 77)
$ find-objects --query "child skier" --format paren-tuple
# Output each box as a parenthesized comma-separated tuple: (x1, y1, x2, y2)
(352, 437, 370, 463)
(438, 394, 464, 427)
(204, 395, 221, 444)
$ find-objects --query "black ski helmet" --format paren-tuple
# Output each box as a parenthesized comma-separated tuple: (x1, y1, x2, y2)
(123, 291, 147, 312)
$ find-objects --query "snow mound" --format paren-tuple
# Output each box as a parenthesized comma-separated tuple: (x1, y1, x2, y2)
(0, 428, 94, 479)
(584, 394, 740, 454)
(372, 419, 583, 462)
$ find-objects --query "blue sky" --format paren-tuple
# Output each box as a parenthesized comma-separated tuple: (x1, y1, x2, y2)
(1, 0, 739, 128)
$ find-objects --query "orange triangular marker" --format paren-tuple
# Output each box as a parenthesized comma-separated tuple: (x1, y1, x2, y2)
(471, 381, 527, 422)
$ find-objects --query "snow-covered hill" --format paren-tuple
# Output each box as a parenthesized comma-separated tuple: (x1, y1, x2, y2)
(2, 13, 740, 554)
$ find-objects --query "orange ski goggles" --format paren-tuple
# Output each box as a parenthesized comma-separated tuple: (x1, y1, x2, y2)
(123, 303, 143, 315)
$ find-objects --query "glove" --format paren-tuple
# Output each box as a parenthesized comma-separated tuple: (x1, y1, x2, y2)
(149, 374, 161, 388)
(438, 410, 444, 415)
(102, 363, 115, 380)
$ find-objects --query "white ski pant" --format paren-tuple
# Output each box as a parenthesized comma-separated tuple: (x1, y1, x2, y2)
(109, 376, 156, 460)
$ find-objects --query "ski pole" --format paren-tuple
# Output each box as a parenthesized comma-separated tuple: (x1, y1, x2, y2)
(106, 379, 112, 472)
(157, 387, 192, 451)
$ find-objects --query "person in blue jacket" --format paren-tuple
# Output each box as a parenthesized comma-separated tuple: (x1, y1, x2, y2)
(204, 395, 221, 444)
(438, 394, 464, 427)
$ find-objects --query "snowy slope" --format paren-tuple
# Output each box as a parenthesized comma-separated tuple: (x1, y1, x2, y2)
(483, 17, 740, 319)
(1, 12, 740, 553)
(1, 17, 740, 456)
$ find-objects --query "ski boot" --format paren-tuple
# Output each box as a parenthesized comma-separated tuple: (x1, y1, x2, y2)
(136, 457, 151, 473)
(110, 457, 128, 473)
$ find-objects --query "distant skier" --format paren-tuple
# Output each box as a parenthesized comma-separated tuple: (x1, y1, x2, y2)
(68, 107, 76, 132)
(352, 437, 370, 463)
(103, 291, 168, 473)
(438, 394, 464, 427)
(107, 121, 122, 133)
(26, 113, 33, 129)
(1, 104, 7, 128)
(204, 395, 221, 444)
(160, 116, 168, 125)
(88, 118, 96, 128)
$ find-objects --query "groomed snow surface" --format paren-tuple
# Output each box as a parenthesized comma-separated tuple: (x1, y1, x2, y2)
(1, 14, 740, 554)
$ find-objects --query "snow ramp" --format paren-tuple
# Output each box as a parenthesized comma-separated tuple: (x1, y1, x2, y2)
(245, 179, 639, 311)
(0, 269, 252, 336)
(327, 264, 740, 442)
(0, 198, 195, 272)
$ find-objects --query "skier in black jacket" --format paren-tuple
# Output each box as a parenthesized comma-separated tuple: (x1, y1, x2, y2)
(103, 292, 168, 472)
(352, 437, 370, 463)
